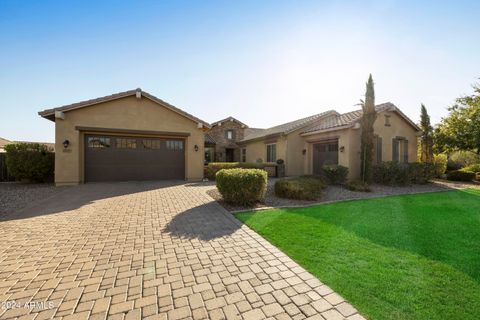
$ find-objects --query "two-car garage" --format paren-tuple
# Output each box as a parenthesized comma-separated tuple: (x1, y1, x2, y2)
(84, 134, 185, 182)
(38, 88, 208, 185)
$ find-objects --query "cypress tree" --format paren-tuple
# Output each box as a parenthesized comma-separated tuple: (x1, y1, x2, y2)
(420, 104, 434, 163)
(360, 74, 377, 183)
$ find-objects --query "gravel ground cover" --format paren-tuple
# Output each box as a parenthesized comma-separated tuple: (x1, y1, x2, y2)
(0, 182, 65, 216)
(206, 178, 480, 212)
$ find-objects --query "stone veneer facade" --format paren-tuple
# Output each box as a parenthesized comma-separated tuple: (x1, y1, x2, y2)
(206, 119, 247, 162)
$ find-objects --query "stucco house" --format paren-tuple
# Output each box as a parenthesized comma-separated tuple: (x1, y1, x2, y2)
(39, 89, 210, 185)
(236, 103, 421, 179)
(39, 88, 420, 185)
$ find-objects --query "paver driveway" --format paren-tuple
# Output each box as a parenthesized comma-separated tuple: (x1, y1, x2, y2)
(0, 181, 364, 320)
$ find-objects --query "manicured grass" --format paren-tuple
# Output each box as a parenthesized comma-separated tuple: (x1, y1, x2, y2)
(236, 189, 480, 320)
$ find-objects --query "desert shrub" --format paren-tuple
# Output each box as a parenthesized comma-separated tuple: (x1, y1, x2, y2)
(446, 170, 476, 182)
(205, 162, 267, 180)
(274, 177, 324, 200)
(4, 143, 54, 182)
(321, 165, 349, 185)
(447, 151, 480, 170)
(463, 163, 480, 173)
(216, 168, 267, 205)
(346, 180, 371, 192)
(433, 153, 448, 177)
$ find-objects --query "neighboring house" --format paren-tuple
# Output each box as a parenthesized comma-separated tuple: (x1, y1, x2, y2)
(38, 89, 210, 185)
(204, 117, 256, 163)
(237, 103, 421, 179)
(0, 137, 55, 152)
(0, 137, 11, 153)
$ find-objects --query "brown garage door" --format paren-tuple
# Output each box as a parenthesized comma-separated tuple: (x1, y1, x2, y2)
(313, 141, 339, 175)
(85, 135, 185, 182)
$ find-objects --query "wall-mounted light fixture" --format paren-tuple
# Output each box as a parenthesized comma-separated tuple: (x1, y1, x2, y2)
(302, 149, 307, 155)
(63, 139, 70, 149)
(339, 146, 345, 152)
(194, 144, 199, 152)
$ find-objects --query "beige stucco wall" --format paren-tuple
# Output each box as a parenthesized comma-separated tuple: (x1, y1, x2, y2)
(54, 95, 205, 185)
(242, 110, 419, 180)
(243, 136, 287, 165)
(373, 110, 419, 164)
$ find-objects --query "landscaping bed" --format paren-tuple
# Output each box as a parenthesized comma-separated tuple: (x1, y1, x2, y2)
(207, 178, 479, 212)
(0, 182, 64, 216)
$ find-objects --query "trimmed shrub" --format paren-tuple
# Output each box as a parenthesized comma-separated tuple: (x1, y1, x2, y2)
(476, 173, 480, 181)
(447, 151, 480, 170)
(4, 143, 54, 182)
(433, 154, 448, 178)
(446, 170, 475, 182)
(463, 163, 480, 173)
(321, 165, 349, 185)
(408, 163, 436, 184)
(274, 177, 324, 200)
(346, 180, 371, 192)
(205, 162, 266, 180)
(216, 168, 267, 205)
(373, 162, 435, 185)
(373, 162, 408, 185)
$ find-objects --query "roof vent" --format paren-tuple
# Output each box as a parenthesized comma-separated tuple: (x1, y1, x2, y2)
(135, 89, 142, 99)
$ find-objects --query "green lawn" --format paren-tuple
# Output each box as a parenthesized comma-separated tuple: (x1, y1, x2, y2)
(236, 189, 480, 320)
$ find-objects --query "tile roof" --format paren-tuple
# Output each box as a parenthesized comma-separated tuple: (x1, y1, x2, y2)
(302, 102, 420, 134)
(38, 88, 211, 128)
(240, 110, 338, 142)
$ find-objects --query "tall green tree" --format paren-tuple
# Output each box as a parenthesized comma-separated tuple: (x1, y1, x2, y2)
(419, 104, 434, 163)
(434, 83, 480, 154)
(360, 74, 377, 183)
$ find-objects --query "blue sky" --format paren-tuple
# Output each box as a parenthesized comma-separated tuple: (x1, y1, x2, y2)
(1, 0, 479, 142)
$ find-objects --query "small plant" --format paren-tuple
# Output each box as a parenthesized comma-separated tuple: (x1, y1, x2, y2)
(216, 168, 267, 205)
(446, 170, 475, 182)
(321, 165, 349, 185)
(274, 176, 324, 200)
(4, 143, 54, 182)
(346, 180, 371, 192)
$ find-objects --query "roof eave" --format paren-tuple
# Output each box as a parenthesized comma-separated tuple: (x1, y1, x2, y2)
(301, 124, 354, 136)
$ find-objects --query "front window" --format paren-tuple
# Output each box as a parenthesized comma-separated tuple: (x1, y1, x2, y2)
(385, 115, 391, 126)
(226, 130, 233, 140)
(392, 138, 408, 163)
(266, 144, 276, 162)
(241, 148, 246, 162)
(205, 147, 215, 163)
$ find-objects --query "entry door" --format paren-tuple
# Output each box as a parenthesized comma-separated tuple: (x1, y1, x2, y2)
(84, 135, 185, 182)
(313, 141, 339, 175)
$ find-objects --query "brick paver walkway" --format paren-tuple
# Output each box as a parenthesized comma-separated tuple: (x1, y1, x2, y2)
(0, 182, 364, 320)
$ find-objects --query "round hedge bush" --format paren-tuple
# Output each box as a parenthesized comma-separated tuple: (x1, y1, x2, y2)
(216, 168, 267, 205)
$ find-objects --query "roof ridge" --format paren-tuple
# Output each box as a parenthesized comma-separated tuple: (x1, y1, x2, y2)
(38, 88, 211, 128)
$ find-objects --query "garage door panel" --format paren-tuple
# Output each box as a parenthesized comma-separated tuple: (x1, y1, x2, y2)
(85, 135, 185, 182)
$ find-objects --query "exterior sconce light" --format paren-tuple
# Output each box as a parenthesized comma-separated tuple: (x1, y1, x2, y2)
(63, 139, 70, 149)
(302, 149, 306, 155)
(339, 146, 345, 152)
(194, 144, 199, 152)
